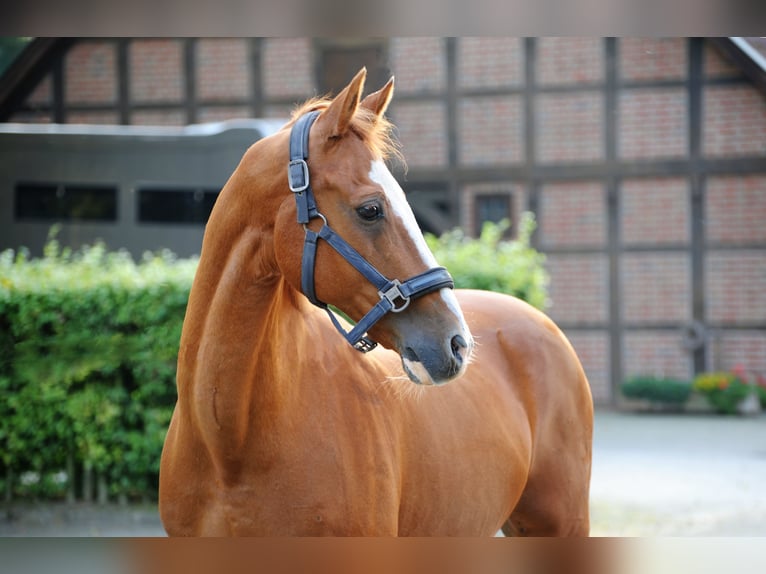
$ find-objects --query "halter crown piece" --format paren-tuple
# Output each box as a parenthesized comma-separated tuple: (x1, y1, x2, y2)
(288, 111, 455, 353)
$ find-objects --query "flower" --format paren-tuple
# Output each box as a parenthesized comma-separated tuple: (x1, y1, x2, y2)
(693, 371, 753, 415)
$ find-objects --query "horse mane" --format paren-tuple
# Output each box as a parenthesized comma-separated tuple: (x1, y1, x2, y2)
(288, 97, 403, 164)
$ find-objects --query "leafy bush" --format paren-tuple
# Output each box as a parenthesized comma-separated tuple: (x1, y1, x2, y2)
(620, 376, 692, 406)
(693, 372, 752, 415)
(0, 235, 195, 501)
(1, 218, 548, 502)
(425, 213, 549, 310)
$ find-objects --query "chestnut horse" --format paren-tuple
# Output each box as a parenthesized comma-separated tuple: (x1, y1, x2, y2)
(159, 69, 593, 536)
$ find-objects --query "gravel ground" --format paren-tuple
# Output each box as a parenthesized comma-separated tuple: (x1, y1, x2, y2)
(2, 409, 764, 537)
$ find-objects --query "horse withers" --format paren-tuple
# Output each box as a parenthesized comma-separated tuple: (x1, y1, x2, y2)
(158, 68, 593, 536)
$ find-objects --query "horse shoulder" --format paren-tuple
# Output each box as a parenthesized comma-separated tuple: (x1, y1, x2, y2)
(456, 289, 593, 535)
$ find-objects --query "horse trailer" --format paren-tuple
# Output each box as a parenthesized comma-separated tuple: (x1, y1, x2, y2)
(0, 119, 283, 258)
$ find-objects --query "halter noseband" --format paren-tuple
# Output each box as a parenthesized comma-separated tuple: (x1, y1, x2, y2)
(287, 110, 454, 353)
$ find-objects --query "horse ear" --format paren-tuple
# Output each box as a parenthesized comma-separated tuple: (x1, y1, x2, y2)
(360, 76, 394, 119)
(319, 67, 366, 139)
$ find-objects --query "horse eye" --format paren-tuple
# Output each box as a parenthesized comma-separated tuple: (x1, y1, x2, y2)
(356, 203, 383, 222)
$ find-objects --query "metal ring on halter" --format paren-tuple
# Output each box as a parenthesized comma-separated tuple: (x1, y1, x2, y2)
(303, 212, 327, 233)
(378, 280, 411, 313)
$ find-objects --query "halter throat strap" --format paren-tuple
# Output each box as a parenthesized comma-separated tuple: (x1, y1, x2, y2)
(287, 111, 454, 353)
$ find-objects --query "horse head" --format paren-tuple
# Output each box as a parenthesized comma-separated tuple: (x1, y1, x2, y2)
(273, 68, 473, 385)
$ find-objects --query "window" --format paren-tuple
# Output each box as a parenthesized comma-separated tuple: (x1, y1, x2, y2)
(15, 182, 118, 222)
(137, 187, 219, 224)
(474, 193, 513, 235)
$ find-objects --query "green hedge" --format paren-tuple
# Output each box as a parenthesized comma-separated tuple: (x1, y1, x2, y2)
(1, 217, 547, 502)
(426, 213, 549, 310)
(0, 237, 195, 502)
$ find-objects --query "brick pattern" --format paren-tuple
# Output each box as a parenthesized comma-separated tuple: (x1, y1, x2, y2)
(66, 111, 119, 124)
(705, 252, 766, 324)
(458, 95, 523, 166)
(65, 41, 117, 104)
(623, 331, 693, 381)
(457, 37, 524, 89)
(537, 37, 603, 85)
(27, 73, 52, 105)
(390, 100, 448, 168)
(621, 178, 690, 246)
(546, 254, 609, 325)
(703, 85, 766, 157)
(196, 39, 250, 101)
(197, 106, 251, 123)
(565, 331, 611, 403)
(704, 42, 744, 79)
(459, 182, 526, 237)
(714, 331, 766, 374)
(538, 181, 606, 248)
(263, 104, 294, 119)
(389, 38, 446, 94)
(706, 175, 766, 245)
(619, 38, 686, 82)
(129, 39, 184, 103)
(618, 88, 687, 159)
(621, 253, 691, 323)
(536, 92, 604, 163)
(9, 111, 52, 123)
(262, 38, 313, 98)
(130, 109, 186, 126)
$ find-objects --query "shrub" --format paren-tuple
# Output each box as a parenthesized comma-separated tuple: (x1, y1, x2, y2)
(620, 376, 692, 407)
(0, 236, 195, 501)
(693, 372, 753, 415)
(1, 219, 548, 502)
(425, 213, 549, 310)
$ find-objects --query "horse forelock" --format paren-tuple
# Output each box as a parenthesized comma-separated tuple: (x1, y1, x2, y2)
(288, 97, 402, 163)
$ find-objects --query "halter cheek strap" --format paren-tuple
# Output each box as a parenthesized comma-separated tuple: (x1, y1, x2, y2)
(287, 111, 454, 353)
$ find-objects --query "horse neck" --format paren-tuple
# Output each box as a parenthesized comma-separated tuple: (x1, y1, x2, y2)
(177, 141, 318, 448)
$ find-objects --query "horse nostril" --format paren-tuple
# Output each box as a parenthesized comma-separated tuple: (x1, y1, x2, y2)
(450, 334, 467, 365)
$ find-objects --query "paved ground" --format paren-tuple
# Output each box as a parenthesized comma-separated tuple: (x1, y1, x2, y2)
(2, 409, 765, 537)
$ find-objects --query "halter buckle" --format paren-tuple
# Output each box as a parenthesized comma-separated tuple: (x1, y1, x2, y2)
(353, 337, 378, 353)
(379, 280, 411, 313)
(288, 159, 310, 192)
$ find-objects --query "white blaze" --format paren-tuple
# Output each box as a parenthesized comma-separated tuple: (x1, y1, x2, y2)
(368, 159, 472, 342)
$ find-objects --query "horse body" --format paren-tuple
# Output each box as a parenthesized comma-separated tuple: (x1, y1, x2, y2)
(159, 69, 592, 536)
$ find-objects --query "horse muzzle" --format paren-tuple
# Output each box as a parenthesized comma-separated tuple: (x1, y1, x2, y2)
(394, 302, 473, 386)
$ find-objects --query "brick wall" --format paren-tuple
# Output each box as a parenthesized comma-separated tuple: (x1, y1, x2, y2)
(64, 41, 117, 105)
(704, 43, 745, 79)
(457, 37, 524, 89)
(390, 100, 448, 168)
(619, 38, 686, 82)
(536, 92, 604, 163)
(618, 88, 688, 159)
(706, 175, 766, 244)
(261, 38, 313, 99)
(129, 39, 184, 103)
(538, 181, 606, 248)
(705, 252, 766, 324)
(714, 332, 766, 373)
(546, 254, 609, 325)
(621, 253, 691, 324)
(389, 38, 446, 94)
(703, 85, 766, 157)
(567, 332, 611, 404)
(196, 39, 250, 101)
(621, 178, 690, 246)
(623, 332, 693, 380)
(537, 37, 603, 85)
(458, 95, 524, 166)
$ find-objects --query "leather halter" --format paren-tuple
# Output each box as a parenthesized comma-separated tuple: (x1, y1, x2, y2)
(287, 110, 455, 352)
